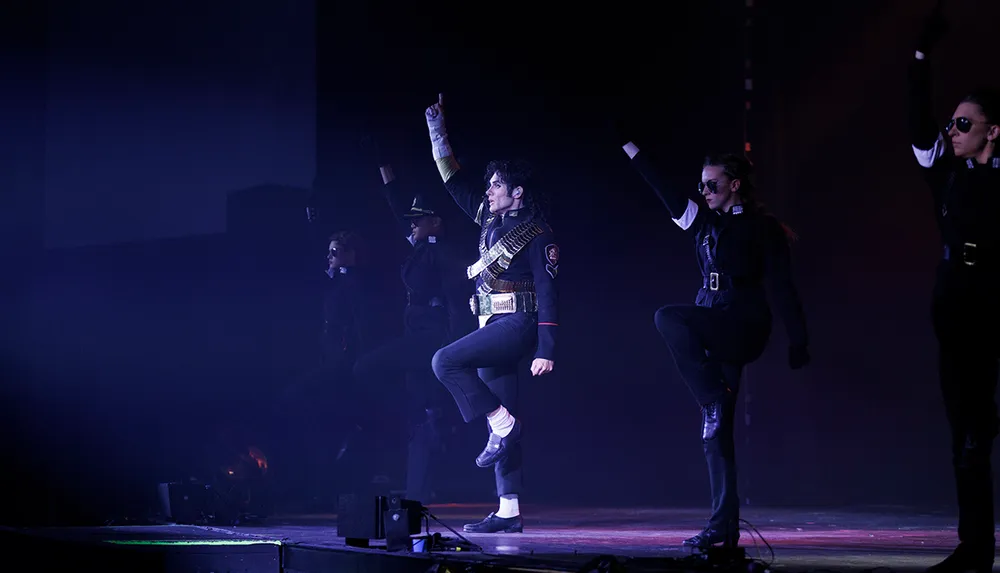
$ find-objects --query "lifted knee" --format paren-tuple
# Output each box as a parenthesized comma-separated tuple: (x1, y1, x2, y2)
(654, 305, 686, 337)
(430, 347, 453, 379)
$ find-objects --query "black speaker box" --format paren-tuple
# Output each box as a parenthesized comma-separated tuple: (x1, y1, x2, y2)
(158, 482, 212, 524)
(337, 494, 387, 547)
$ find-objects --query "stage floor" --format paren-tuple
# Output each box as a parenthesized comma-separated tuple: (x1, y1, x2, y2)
(4, 504, 991, 572)
(246, 504, 981, 570)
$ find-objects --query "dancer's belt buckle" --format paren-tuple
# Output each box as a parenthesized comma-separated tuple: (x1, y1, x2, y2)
(963, 242, 978, 266)
(471, 292, 536, 316)
(488, 293, 518, 314)
(709, 272, 720, 291)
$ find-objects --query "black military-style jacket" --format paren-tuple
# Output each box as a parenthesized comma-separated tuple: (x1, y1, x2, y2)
(630, 151, 809, 349)
(442, 168, 560, 361)
(908, 53, 1000, 302)
(382, 179, 472, 341)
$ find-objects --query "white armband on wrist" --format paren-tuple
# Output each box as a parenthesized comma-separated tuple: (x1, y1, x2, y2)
(623, 142, 640, 159)
(915, 50, 925, 60)
(380, 165, 395, 185)
(431, 134, 453, 160)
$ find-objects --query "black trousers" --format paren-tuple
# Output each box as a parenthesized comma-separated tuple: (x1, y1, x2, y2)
(653, 302, 770, 529)
(932, 289, 999, 552)
(352, 305, 452, 501)
(271, 342, 357, 505)
(431, 311, 538, 497)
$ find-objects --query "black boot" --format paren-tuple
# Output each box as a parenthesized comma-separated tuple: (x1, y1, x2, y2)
(689, 397, 740, 548)
(926, 543, 995, 573)
(463, 512, 523, 533)
(683, 520, 740, 548)
(931, 432, 997, 573)
(701, 399, 724, 441)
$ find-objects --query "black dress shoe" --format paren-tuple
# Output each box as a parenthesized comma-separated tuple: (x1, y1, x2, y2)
(475, 419, 521, 468)
(463, 512, 523, 533)
(702, 399, 729, 441)
(683, 524, 740, 548)
(926, 543, 995, 573)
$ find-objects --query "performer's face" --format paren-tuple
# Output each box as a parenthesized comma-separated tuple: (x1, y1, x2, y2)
(700, 165, 741, 213)
(410, 215, 442, 241)
(327, 240, 354, 269)
(948, 101, 998, 160)
(486, 172, 523, 215)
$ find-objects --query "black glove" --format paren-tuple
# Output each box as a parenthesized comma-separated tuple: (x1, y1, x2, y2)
(788, 344, 810, 370)
(916, 0, 948, 55)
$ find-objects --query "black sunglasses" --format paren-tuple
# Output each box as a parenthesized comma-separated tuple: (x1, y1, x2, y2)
(328, 248, 338, 258)
(946, 117, 974, 133)
(698, 180, 721, 194)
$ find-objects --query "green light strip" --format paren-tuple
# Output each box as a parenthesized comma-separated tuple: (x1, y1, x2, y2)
(106, 539, 281, 546)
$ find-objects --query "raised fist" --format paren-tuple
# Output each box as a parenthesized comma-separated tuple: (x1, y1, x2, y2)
(425, 93, 445, 130)
(917, 0, 948, 54)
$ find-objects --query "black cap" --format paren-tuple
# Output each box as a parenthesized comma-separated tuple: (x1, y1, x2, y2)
(403, 194, 438, 218)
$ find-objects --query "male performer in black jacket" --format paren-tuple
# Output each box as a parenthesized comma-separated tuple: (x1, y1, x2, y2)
(424, 94, 560, 534)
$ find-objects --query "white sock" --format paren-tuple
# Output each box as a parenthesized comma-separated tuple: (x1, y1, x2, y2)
(496, 494, 519, 518)
(486, 406, 515, 438)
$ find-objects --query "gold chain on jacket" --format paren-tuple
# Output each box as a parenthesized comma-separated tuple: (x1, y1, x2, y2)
(467, 218, 544, 294)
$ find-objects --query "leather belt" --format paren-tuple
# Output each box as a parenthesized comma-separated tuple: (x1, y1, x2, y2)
(943, 243, 994, 267)
(490, 278, 534, 292)
(701, 272, 752, 291)
(470, 291, 537, 316)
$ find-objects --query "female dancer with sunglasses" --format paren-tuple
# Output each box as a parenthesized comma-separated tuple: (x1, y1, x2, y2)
(616, 139, 810, 549)
(910, 4, 1000, 572)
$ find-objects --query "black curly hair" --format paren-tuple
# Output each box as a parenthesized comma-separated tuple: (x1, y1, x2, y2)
(328, 230, 361, 254)
(483, 159, 550, 220)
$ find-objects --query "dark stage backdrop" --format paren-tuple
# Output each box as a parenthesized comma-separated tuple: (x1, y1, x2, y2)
(41, 0, 316, 249)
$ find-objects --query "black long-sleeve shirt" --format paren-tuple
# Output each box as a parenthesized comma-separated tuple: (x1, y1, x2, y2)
(322, 266, 368, 366)
(908, 53, 1000, 289)
(439, 166, 559, 361)
(630, 150, 809, 349)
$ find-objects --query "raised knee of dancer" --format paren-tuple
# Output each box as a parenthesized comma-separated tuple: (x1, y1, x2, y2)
(653, 305, 687, 337)
(430, 346, 454, 379)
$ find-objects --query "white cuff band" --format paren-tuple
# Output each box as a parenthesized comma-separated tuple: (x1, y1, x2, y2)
(432, 136, 453, 160)
(380, 165, 395, 185)
(623, 142, 640, 159)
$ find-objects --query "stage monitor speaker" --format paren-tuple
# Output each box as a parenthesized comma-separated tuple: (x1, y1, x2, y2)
(158, 482, 212, 524)
(384, 495, 424, 552)
(337, 494, 388, 547)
